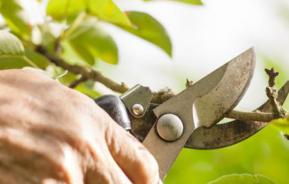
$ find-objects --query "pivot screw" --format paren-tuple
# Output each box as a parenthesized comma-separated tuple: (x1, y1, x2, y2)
(132, 104, 144, 117)
(156, 114, 184, 142)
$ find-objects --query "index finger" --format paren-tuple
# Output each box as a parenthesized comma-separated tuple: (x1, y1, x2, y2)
(105, 118, 160, 184)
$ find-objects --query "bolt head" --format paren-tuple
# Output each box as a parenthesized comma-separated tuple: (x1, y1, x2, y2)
(132, 103, 144, 117)
(156, 114, 184, 142)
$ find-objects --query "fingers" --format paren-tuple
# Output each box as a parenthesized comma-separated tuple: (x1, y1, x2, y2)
(0, 127, 84, 184)
(105, 119, 160, 184)
(84, 142, 132, 184)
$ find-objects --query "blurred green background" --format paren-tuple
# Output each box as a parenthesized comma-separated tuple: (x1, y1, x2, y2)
(166, 124, 289, 183)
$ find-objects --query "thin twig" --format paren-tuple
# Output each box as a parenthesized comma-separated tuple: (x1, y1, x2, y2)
(265, 68, 287, 118)
(226, 110, 275, 122)
(69, 76, 88, 88)
(35, 46, 129, 93)
(152, 88, 175, 104)
(186, 79, 194, 88)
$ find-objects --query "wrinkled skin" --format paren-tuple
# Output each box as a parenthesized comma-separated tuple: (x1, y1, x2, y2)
(0, 69, 160, 184)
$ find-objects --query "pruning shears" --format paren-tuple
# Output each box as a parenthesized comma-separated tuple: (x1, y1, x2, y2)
(95, 48, 289, 179)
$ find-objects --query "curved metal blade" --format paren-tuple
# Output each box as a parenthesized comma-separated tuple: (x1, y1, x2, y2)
(186, 81, 289, 149)
(192, 48, 256, 128)
(153, 48, 256, 127)
(143, 48, 255, 178)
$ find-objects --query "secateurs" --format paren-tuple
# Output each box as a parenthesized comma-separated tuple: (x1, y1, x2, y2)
(95, 48, 289, 179)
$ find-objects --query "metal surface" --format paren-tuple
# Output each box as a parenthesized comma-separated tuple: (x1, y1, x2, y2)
(121, 85, 153, 118)
(132, 103, 145, 117)
(143, 48, 255, 178)
(186, 81, 289, 149)
(156, 114, 184, 141)
(130, 104, 158, 141)
(123, 81, 289, 146)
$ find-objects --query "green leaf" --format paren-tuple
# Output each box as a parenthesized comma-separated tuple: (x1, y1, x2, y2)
(62, 41, 95, 65)
(145, 0, 203, 5)
(46, 0, 131, 27)
(54, 70, 75, 85)
(0, 0, 31, 38)
(0, 31, 38, 69)
(75, 83, 101, 98)
(173, 0, 203, 5)
(25, 49, 50, 69)
(0, 31, 24, 57)
(62, 18, 118, 65)
(37, 23, 58, 50)
(87, 0, 131, 27)
(0, 56, 30, 69)
(120, 11, 172, 56)
(208, 174, 275, 184)
(270, 118, 289, 135)
(57, 71, 101, 98)
(46, 0, 86, 21)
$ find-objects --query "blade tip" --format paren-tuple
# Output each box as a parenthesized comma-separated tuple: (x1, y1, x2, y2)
(245, 47, 256, 59)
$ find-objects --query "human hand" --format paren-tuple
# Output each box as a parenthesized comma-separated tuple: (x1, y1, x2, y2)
(0, 69, 160, 184)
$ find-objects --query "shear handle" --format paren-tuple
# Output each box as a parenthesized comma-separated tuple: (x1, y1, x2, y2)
(95, 95, 132, 130)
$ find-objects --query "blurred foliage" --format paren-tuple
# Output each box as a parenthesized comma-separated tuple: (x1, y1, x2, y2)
(62, 15, 119, 65)
(208, 174, 274, 184)
(0, 0, 289, 184)
(119, 11, 172, 56)
(0, 0, 181, 96)
(0, 0, 31, 39)
(165, 125, 289, 184)
(175, 0, 203, 5)
(271, 118, 289, 136)
(144, 0, 203, 5)
(47, 0, 132, 26)
(0, 31, 24, 56)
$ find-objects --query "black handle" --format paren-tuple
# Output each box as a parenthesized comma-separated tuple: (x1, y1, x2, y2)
(95, 95, 131, 130)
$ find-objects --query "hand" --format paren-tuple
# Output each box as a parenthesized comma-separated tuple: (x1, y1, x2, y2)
(0, 69, 160, 184)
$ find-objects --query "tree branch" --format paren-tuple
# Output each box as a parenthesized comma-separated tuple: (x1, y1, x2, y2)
(265, 68, 287, 118)
(152, 88, 175, 104)
(35, 46, 129, 93)
(226, 68, 289, 123)
(69, 76, 88, 88)
(226, 110, 275, 122)
(151, 72, 289, 124)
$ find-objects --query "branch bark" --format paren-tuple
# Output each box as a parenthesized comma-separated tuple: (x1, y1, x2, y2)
(69, 76, 88, 88)
(226, 110, 275, 122)
(35, 46, 129, 93)
(35, 45, 288, 124)
(265, 68, 287, 118)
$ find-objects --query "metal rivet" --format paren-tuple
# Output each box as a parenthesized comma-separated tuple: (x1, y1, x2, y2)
(156, 114, 184, 142)
(132, 104, 144, 117)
